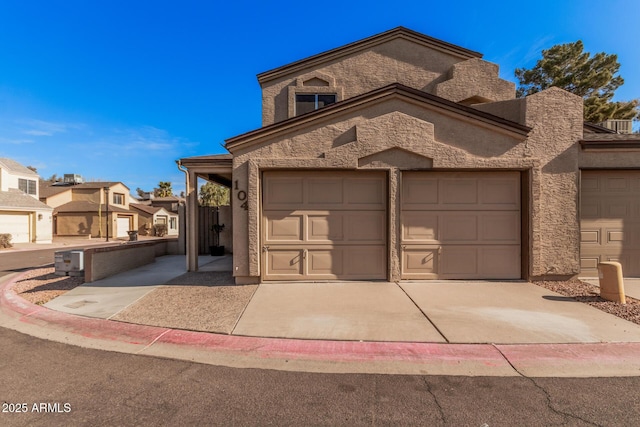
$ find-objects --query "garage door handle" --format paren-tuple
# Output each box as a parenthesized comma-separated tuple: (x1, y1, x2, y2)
(303, 249, 307, 259)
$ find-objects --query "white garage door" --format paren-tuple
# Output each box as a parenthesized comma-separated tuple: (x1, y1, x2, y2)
(580, 170, 640, 277)
(401, 171, 521, 279)
(262, 171, 387, 281)
(116, 216, 131, 238)
(0, 212, 31, 243)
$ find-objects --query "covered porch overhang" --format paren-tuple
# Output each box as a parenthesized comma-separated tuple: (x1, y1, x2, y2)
(177, 154, 233, 271)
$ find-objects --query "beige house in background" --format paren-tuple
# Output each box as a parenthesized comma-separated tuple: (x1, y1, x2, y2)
(41, 181, 138, 238)
(0, 158, 53, 243)
(131, 203, 179, 236)
(180, 27, 640, 284)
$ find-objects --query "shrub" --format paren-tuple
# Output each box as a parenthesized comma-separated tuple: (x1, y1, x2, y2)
(0, 234, 12, 248)
(155, 224, 167, 237)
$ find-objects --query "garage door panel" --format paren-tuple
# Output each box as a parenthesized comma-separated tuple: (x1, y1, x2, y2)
(479, 178, 519, 207)
(266, 250, 303, 277)
(402, 212, 438, 241)
(580, 171, 640, 277)
(266, 215, 303, 242)
(480, 212, 520, 242)
(308, 249, 344, 276)
(403, 179, 439, 206)
(307, 214, 344, 241)
(480, 246, 521, 277)
(346, 178, 385, 207)
(263, 179, 304, 208)
(401, 247, 438, 278)
(441, 179, 478, 205)
(308, 179, 343, 205)
(440, 246, 478, 275)
(344, 246, 386, 277)
(345, 212, 385, 243)
(440, 214, 478, 242)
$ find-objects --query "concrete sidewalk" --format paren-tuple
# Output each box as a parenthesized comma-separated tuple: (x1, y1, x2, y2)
(3, 255, 640, 377)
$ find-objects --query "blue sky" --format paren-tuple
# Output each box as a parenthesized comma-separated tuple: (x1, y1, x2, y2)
(1, 0, 638, 195)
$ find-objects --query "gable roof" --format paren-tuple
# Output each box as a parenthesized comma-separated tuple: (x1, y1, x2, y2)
(0, 189, 52, 211)
(130, 203, 162, 215)
(0, 158, 39, 176)
(257, 27, 483, 85)
(225, 83, 531, 152)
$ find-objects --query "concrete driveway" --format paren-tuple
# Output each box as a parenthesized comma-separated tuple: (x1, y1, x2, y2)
(40, 255, 640, 344)
(234, 280, 640, 344)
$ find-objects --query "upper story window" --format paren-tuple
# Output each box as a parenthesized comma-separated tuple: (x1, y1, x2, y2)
(18, 178, 37, 195)
(287, 71, 342, 120)
(113, 193, 125, 205)
(295, 93, 337, 116)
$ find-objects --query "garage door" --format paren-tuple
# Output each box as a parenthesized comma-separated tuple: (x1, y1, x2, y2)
(580, 170, 640, 277)
(0, 212, 31, 243)
(401, 171, 521, 279)
(116, 216, 131, 238)
(262, 171, 386, 280)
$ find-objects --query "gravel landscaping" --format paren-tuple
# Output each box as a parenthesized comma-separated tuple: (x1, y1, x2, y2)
(533, 279, 640, 326)
(11, 267, 84, 305)
(9, 267, 640, 328)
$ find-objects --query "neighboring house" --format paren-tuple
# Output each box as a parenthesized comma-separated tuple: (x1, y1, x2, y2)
(179, 27, 640, 284)
(0, 158, 53, 243)
(40, 179, 138, 239)
(136, 194, 185, 214)
(130, 203, 179, 236)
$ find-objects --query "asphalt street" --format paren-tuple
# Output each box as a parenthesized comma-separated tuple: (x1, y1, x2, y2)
(2, 327, 640, 426)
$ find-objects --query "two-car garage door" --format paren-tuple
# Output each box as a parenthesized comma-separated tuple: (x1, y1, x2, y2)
(262, 170, 521, 281)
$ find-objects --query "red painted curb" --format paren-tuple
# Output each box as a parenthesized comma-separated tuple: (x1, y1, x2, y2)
(3, 271, 640, 369)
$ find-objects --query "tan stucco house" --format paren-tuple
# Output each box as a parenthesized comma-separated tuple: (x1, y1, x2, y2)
(40, 180, 138, 239)
(180, 27, 640, 284)
(0, 158, 53, 243)
(130, 203, 179, 236)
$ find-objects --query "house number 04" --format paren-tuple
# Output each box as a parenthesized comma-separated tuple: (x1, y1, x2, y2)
(234, 180, 248, 210)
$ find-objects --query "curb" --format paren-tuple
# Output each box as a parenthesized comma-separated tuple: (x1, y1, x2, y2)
(2, 271, 640, 377)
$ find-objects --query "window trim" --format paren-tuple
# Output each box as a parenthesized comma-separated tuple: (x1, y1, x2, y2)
(287, 72, 342, 119)
(113, 192, 125, 205)
(18, 178, 37, 195)
(294, 93, 337, 116)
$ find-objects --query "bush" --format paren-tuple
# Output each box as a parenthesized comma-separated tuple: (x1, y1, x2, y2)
(155, 224, 167, 237)
(0, 234, 12, 248)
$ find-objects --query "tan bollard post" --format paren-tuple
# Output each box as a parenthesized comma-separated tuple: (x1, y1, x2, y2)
(597, 262, 626, 304)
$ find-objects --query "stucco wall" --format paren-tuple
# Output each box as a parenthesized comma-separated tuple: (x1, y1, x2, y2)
(475, 88, 584, 278)
(261, 39, 515, 126)
(261, 38, 460, 125)
(229, 86, 583, 283)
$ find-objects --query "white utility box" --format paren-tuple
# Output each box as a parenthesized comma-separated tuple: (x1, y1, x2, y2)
(54, 250, 84, 276)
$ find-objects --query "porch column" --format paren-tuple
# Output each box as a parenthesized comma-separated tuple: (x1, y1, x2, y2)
(186, 170, 199, 271)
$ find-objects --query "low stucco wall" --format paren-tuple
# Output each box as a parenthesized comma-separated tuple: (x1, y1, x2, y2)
(84, 238, 179, 282)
